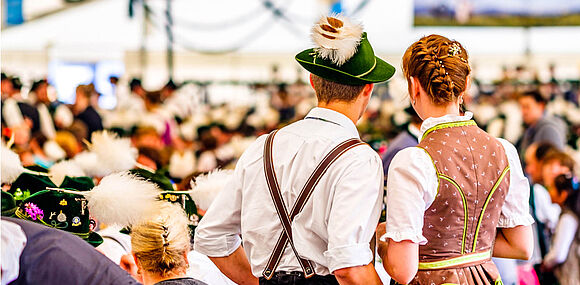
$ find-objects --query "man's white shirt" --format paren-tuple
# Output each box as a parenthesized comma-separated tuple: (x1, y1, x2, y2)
(194, 107, 384, 276)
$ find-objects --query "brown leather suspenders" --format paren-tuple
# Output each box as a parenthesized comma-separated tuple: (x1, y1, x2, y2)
(262, 130, 365, 279)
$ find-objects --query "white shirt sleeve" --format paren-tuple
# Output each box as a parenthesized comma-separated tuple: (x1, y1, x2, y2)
(532, 183, 561, 231)
(382, 147, 438, 245)
(497, 139, 535, 228)
(2, 98, 24, 127)
(543, 212, 579, 268)
(194, 156, 244, 257)
(324, 150, 384, 272)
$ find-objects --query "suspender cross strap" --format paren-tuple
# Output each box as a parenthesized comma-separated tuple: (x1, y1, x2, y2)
(262, 130, 366, 279)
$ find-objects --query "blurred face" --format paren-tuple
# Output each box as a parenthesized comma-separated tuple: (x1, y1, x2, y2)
(542, 160, 571, 199)
(524, 146, 542, 183)
(552, 190, 569, 206)
(518, 96, 544, 126)
(1, 79, 13, 95)
(36, 83, 49, 103)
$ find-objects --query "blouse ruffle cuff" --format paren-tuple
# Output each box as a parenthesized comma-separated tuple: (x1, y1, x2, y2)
(497, 214, 535, 228)
(380, 231, 427, 245)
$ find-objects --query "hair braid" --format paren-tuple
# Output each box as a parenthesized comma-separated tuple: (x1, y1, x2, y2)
(402, 34, 471, 105)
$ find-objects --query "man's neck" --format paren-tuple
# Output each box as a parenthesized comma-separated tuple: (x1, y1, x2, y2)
(317, 101, 360, 125)
(529, 115, 544, 127)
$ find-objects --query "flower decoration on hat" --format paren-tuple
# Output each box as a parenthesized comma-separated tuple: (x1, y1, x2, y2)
(311, 14, 364, 66)
(24, 202, 44, 221)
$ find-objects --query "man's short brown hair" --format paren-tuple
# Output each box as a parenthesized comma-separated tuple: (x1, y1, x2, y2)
(311, 74, 366, 104)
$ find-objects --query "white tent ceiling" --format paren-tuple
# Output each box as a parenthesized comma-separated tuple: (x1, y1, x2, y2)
(2, 0, 580, 58)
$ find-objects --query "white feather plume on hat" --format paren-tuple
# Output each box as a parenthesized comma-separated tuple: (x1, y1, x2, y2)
(168, 150, 196, 179)
(43, 140, 67, 161)
(89, 131, 137, 173)
(85, 171, 164, 226)
(189, 169, 233, 211)
(49, 160, 86, 186)
(311, 14, 363, 66)
(1, 144, 24, 184)
(73, 151, 111, 177)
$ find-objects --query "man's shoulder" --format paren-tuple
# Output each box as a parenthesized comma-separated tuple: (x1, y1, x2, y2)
(538, 115, 566, 129)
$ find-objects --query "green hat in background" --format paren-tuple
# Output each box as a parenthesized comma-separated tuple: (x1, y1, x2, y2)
(60, 176, 95, 192)
(128, 168, 198, 239)
(24, 165, 49, 173)
(9, 172, 57, 201)
(129, 168, 197, 217)
(14, 190, 103, 246)
(2, 191, 17, 217)
(130, 168, 175, 192)
(295, 15, 395, 86)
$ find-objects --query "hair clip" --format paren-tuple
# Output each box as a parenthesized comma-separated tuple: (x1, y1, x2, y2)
(161, 225, 170, 247)
(449, 42, 462, 56)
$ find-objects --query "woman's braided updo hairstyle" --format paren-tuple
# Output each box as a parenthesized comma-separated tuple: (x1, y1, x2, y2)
(131, 204, 191, 277)
(402, 34, 471, 105)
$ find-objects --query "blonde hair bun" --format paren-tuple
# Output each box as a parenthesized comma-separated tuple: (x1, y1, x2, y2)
(131, 203, 191, 277)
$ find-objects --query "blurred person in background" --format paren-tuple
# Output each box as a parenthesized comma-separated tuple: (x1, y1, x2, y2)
(141, 91, 178, 146)
(524, 142, 562, 262)
(518, 90, 567, 156)
(131, 204, 207, 285)
(28, 79, 57, 139)
(133, 127, 166, 151)
(2, 73, 32, 146)
(130, 78, 147, 99)
(8, 76, 42, 137)
(270, 83, 297, 123)
(541, 172, 580, 285)
(382, 106, 422, 181)
(542, 151, 576, 202)
(73, 84, 103, 140)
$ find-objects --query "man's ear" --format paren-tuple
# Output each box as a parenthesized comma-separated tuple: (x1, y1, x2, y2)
(132, 253, 141, 270)
(309, 74, 315, 89)
(362, 83, 374, 97)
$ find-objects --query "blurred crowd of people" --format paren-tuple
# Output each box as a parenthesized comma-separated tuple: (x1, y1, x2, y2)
(1, 62, 580, 284)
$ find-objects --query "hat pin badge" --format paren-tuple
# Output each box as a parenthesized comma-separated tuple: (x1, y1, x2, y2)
(57, 210, 67, 222)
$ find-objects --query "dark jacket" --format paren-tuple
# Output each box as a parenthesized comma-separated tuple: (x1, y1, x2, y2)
(5, 218, 139, 285)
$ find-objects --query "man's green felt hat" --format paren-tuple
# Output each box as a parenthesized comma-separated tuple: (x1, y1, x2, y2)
(2, 191, 17, 217)
(295, 32, 395, 86)
(129, 168, 198, 218)
(14, 190, 103, 246)
(60, 176, 95, 192)
(9, 172, 57, 201)
(130, 168, 174, 192)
